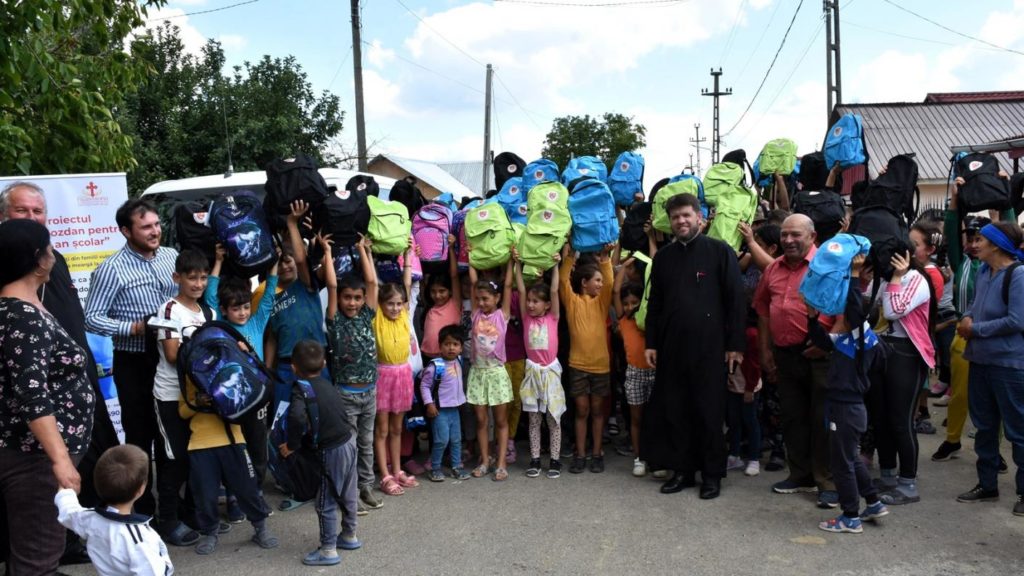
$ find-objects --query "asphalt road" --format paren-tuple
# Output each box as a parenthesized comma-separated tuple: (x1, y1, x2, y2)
(60, 403, 1023, 576)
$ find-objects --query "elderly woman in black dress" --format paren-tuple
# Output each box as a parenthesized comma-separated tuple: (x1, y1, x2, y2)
(0, 218, 94, 574)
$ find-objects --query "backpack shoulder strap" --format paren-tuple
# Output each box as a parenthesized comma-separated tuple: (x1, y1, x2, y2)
(295, 379, 321, 446)
(199, 302, 214, 323)
(1002, 262, 1022, 306)
(430, 358, 446, 404)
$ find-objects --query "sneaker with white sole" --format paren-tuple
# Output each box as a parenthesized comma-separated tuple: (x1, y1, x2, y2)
(652, 469, 670, 479)
(726, 455, 745, 471)
(744, 460, 760, 477)
(632, 458, 647, 477)
(861, 501, 889, 522)
(819, 514, 863, 534)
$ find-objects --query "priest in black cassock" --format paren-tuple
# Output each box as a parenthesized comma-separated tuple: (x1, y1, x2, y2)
(640, 192, 746, 500)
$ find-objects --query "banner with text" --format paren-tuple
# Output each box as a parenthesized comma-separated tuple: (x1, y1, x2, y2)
(0, 173, 128, 306)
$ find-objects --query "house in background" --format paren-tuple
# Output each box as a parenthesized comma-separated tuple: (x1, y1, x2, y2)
(832, 91, 1024, 212)
(368, 154, 484, 202)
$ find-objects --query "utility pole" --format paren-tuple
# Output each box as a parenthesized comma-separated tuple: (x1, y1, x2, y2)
(482, 64, 493, 195)
(689, 123, 706, 176)
(701, 68, 731, 165)
(824, 0, 843, 123)
(351, 0, 367, 170)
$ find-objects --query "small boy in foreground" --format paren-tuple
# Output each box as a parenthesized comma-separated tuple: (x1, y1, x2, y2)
(55, 445, 174, 575)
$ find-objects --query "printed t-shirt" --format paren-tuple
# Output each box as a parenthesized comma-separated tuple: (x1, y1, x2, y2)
(522, 313, 558, 366)
(471, 309, 507, 368)
(154, 298, 209, 401)
(326, 305, 377, 386)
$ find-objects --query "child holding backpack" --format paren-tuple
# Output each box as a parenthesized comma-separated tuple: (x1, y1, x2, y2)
(514, 256, 566, 479)
(560, 243, 615, 474)
(373, 246, 418, 496)
(467, 261, 516, 481)
(281, 340, 362, 566)
(612, 259, 656, 477)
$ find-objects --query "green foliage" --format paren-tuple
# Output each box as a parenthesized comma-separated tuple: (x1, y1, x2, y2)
(540, 113, 647, 172)
(119, 23, 344, 196)
(1, 0, 165, 175)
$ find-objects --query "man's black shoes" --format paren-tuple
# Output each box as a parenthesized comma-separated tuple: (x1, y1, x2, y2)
(660, 471, 696, 494)
(699, 477, 722, 500)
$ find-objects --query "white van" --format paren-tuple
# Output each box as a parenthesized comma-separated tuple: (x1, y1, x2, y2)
(141, 167, 396, 203)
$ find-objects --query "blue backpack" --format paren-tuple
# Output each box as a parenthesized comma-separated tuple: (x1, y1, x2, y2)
(568, 179, 619, 252)
(521, 159, 560, 194)
(799, 233, 871, 316)
(267, 379, 322, 502)
(608, 151, 644, 207)
(208, 191, 277, 278)
(824, 113, 866, 169)
(561, 156, 608, 186)
(496, 177, 529, 225)
(177, 321, 272, 423)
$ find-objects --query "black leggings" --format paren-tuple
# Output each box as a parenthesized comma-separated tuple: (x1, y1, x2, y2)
(869, 337, 926, 479)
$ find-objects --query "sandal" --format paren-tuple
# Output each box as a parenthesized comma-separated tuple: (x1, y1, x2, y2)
(397, 470, 420, 488)
(470, 464, 490, 478)
(379, 475, 404, 496)
(493, 467, 509, 482)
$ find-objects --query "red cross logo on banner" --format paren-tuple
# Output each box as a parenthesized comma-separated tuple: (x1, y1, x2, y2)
(86, 182, 99, 197)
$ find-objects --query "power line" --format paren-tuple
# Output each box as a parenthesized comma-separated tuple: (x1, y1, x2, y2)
(146, 0, 261, 21)
(881, 0, 1024, 57)
(369, 40, 486, 96)
(326, 45, 353, 92)
(718, 0, 748, 67)
(493, 0, 688, 7)
(493, 95, 505, 152)
(722, 0, 805, 138)
(493, 71, 545, 131)
(845, 20, 1009, 52)
(736, 0, 784, 78)
(394, 0, 486, 67)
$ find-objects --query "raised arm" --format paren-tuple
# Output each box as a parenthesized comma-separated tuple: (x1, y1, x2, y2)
(320, 235, 338, 319)
(549, 256, 561, 321)
(286, 200, 313, 290)
(402, 243, 414, 311)
(468, 265, 479, 313)
(613, 257, 632, 319)
(448, 234, 461, 304)
(598, 244, 615, 308)
(501, 259, 514, 319)
(559, 244, 574, 304)
(358, 235, 378, 310)
(774, 173, 790, 211)
(514, 259, 529, 321)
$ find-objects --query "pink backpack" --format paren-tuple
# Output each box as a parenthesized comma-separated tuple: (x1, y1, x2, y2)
(412, 204, 452, 262)
(452, 208, 471, 270)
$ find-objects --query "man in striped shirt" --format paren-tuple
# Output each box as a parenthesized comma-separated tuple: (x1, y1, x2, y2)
(85, 199, 178, 515)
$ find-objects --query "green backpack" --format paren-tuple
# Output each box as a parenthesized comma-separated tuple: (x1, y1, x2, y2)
(367, 196, 411, 255)
(528, 181, 569, 213)
(653, 175, 703, 234)
(703, 162, 759, 252)
(633, 252, 653, 331)
(517, 203, 571, 273)
(757, 138, 798, 176)
(465, 204, 516, 270)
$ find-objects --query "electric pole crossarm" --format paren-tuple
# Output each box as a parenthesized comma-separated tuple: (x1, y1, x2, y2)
(701, 68, 731, 165)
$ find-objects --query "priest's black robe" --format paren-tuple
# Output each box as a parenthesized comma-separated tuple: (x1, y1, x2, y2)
(640, 234, 746, 478)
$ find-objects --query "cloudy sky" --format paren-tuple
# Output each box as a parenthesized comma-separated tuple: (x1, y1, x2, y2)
(146, 0, 1024, 188)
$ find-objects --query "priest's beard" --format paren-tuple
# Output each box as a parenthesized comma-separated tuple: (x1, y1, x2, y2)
(675, 227, 700, 244)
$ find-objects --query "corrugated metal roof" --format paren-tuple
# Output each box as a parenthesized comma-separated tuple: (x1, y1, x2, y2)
(833, 101, 1024, 181)
(369, 155, 477, 200)
(436, 161, 493, 197)
(925, 91, 1024, 103)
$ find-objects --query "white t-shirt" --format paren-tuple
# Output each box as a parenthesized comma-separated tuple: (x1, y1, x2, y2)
(154, 298, 209, 402)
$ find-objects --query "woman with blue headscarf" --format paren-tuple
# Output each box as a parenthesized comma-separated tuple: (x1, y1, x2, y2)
(954, 220, 1024, 517)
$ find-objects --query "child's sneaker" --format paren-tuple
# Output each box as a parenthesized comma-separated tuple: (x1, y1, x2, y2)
(861, 501, 890, 522)
(632, 458, 647, 477)
(225, 499, 245, 524)
(195, 534, 218, 555)
(744, 460, 760, 477)
(818, 514, 863, 534)
(726, 455, 745, 471)
(429, 469, 445, 482)
(452, 467, 471, 480)
(569, 455, 586, 474)
(526, 458, 542, 478)
(546, 459, 562, 479)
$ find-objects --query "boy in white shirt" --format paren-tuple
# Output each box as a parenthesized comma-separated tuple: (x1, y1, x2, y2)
(56, 444, 174, 575)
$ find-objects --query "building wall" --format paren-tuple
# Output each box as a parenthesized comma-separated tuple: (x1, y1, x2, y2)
(367, 159, 442, 199)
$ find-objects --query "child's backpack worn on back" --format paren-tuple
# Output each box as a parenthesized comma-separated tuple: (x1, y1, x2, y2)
(608, 151, 645, 207)
(174, 201, 217, 267)
(496, 177, 529, 225)
(177, 321, 273, 423)
(527, 181, 570, 213)
(568, 179, 619, 252)
(412, 203, 453, 262)
(561, 156, 608, 186)
(792, 189, 846, 243)
(209, 191, 277, 277)
(956, 152, 1011, 212)
(521, 159, 560, 194)
(653, 174, 705, 233)
(313, 187, 371, 248)
(494, 151, 527, 190)
(703, 162, 758, 251)
(367, 196, 412, 256)
(824, 113, 866, 169)
(518, 204, 571, 273)
(267, 380, 322, 502)
(465, 204, 516, 270)
(799, 233, 871, 316)
(757, 138, 799, 176)
(263, 154, 330, 233)
(856, 154, 919, 222)
(620, 201, 653, 253)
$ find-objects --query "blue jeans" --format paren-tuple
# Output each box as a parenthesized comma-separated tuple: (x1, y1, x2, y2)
(968, 362, 1024, 494)
(727, 391, 761, 461)
(430, 407, 463, 470)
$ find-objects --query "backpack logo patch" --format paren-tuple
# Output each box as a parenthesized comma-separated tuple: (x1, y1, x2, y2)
(547, 191, 558, 201)
(542, 210, 553, 221)
(833, 126, 843, 137)
(509, 186, 519, 196)
(193, 212, 208, 224)
(477, 209, 489, 220)
(335, 190, 351, 200)
(620, 162, 630, 172)
(357, 183, 367, 191)
(507, 164, 517, 173)
(579, 168, 590, 175)
(518, 204, 528, 215)
(969, 161, 983, 172)
(534, 170, 545, 180)
(827, 241, 843, 254)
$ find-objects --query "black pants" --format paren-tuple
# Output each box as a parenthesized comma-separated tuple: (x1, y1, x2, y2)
(189, 445, 269, 535)
(828, 402, 878, 517)
(113, 349, 160, 515)
(154, 400, 193, 527)
(869, 337, 925, 479)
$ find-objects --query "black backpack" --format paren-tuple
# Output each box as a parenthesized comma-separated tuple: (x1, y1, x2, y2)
(493, 152, 526, 190)
(263, 155, 330, 232)
(793, 189, 846, 242)
(313, 188, 370, 248)
(208, 191, 277, 278)
(857, 154, 920, 222)
(1010, 172, 1024, 217)
(389, 177, 426, 218)
(957, 153, 1011, 212)
(346, 174, 380, 198)
(848, 205, 911, 285)
(174, 200, 218, 267)
(798, 152, 830, 191)
(620, 201, 653, 253)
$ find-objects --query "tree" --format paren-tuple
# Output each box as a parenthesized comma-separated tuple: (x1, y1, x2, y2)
(119, 23, 344, 195)
(0, 0, 165, 175)
(540, 113, 647, 172)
